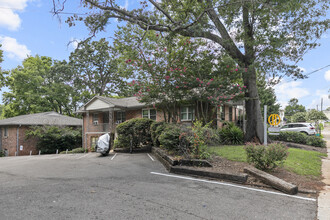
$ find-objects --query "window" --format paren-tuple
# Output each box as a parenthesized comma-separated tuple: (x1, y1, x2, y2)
(116, 111, 126, 124)
(219, 106, 225, 121)
(229, 107, 233, 121)
(92, 113, 98, 125)
(180, 106, 195, 121)
(4, 127, 8, 137)
(142, 109, 156, 120)
(91, 136, 99, 148)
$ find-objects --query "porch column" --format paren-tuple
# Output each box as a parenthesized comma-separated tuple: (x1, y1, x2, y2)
(109, 107, 114, 134)
(86, 112, 89, 150)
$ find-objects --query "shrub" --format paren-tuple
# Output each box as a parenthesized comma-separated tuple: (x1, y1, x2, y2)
(72, 147, 86, 153)
(189, 120, 211, 159)
(219, 122, 244, 145)
(269, 131, 325, 148)
(116, 118, 154, 149)
(26, 126, 82, 154)
(158, 124, 182, 151)
(0, 150, 5, 157)
(306, 136, 326, 148)
(150, 121, 166, 147)
(245, 143, 288, 171)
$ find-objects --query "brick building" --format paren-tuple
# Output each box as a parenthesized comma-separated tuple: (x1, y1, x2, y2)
(77, 96, 244, 151)
(0, 112, 82, 156)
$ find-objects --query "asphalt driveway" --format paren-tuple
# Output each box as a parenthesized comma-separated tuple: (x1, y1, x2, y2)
(0, 153, 317, 220)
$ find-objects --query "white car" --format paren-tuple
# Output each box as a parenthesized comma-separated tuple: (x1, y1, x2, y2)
(280, 123, 316, 135)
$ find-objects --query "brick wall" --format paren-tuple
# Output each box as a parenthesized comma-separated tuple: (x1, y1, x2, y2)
(1, 125, 38, 156)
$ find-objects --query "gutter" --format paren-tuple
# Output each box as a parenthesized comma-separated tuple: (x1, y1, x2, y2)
(16, 124, 21, 156)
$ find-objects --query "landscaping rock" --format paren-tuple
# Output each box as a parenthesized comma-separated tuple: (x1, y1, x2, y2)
(244, 167, 298, 195)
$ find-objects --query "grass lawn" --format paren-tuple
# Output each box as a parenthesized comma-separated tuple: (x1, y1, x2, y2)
(208, 145, 327, 177)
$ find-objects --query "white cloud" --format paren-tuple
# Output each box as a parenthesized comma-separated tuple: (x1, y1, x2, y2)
(0, 36, 31, 60)
(274, 79, 310, 108)
(69, 37, 81, 50)
(0, 0, 30, 31)
(324, 70, 330, 81)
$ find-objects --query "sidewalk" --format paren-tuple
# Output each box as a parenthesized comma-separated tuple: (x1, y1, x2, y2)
(318, 125, 330, 220)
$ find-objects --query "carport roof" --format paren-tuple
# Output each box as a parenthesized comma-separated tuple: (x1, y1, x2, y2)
(0, 111, 82, 126)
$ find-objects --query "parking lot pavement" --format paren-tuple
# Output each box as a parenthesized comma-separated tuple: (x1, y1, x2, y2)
(0, 153, 317, 220)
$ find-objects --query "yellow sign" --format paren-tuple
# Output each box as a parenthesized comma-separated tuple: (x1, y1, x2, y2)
(268, 114, 281, 126)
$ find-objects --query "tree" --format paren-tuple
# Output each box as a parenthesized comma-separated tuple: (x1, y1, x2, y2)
(114, 24, 244, 124)
(2, 56, 76, 117)
(69, 38, 124, 102)
(326, 107, 330, 111)
(53, 0, 330, 142)
(291, 112, 307, 123)
(257, 75, 280, 116)
(0, 44, 4, 89)
(284, 98, 306, 122)
(306, 109, 328, 121)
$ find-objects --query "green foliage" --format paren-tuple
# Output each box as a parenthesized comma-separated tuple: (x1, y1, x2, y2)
(2, 56, 77, 117)
(69, 38, 124, 98)
(269, 131, 326, 148)
(26, 126, 82, 154)
(114, 24, 244, 124)
(71, 148, 86, 153)
(158, 124, 182, 151)
(291, 112, 307, 122)
(190, 121, 212, 159)
(0, 150, 5, 157)
(245, 143, 288, 171)
(306, 109, 328, 121)
(150, 121, 166, 147)
(115, 118, 154, 149)
(306, 136, 326, 148)
(218, 122, 244, 145)
(285, 98, 306, 122)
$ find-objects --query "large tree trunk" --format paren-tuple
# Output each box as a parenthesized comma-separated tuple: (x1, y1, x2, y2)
(243, 67, 264, 143)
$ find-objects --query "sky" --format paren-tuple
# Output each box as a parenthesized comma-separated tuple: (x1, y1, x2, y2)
(0, 0, 329, 111)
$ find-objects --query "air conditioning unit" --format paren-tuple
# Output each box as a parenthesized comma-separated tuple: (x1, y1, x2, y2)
(93, 121, 98, 125)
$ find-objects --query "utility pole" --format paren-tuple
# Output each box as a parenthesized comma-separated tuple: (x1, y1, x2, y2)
(321, 98, 323, 112)
(317, 104, 318, 111)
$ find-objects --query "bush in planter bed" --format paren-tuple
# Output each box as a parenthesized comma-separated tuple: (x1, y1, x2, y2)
(245, 142, 288, 171)
(218, 122, 244, 145)
(158, 124, 182, 151)
(150, 121, 166, 147)
(115, 118, 154, 149)
(306, 136, 326, 148)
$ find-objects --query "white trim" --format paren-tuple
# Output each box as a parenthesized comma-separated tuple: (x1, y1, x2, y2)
(180, 106, 195, 121)
(150, 172, 316, 202)
(142, 108, 157, 120)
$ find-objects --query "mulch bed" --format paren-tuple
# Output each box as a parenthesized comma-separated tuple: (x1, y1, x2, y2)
(197, 156, 325, 192)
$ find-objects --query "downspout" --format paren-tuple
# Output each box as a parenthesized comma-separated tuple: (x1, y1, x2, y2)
(16, 124, 21, 156)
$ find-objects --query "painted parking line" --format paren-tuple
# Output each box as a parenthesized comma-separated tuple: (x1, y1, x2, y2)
(75, 153, 91, 160)
(147, 153, 154, 161)
(150, 172, 316, 202)
(111, 153, 117, 160)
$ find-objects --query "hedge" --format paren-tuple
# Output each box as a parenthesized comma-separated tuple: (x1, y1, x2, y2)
(115, 118, 154, 149)
(269, 131, 326, 148)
